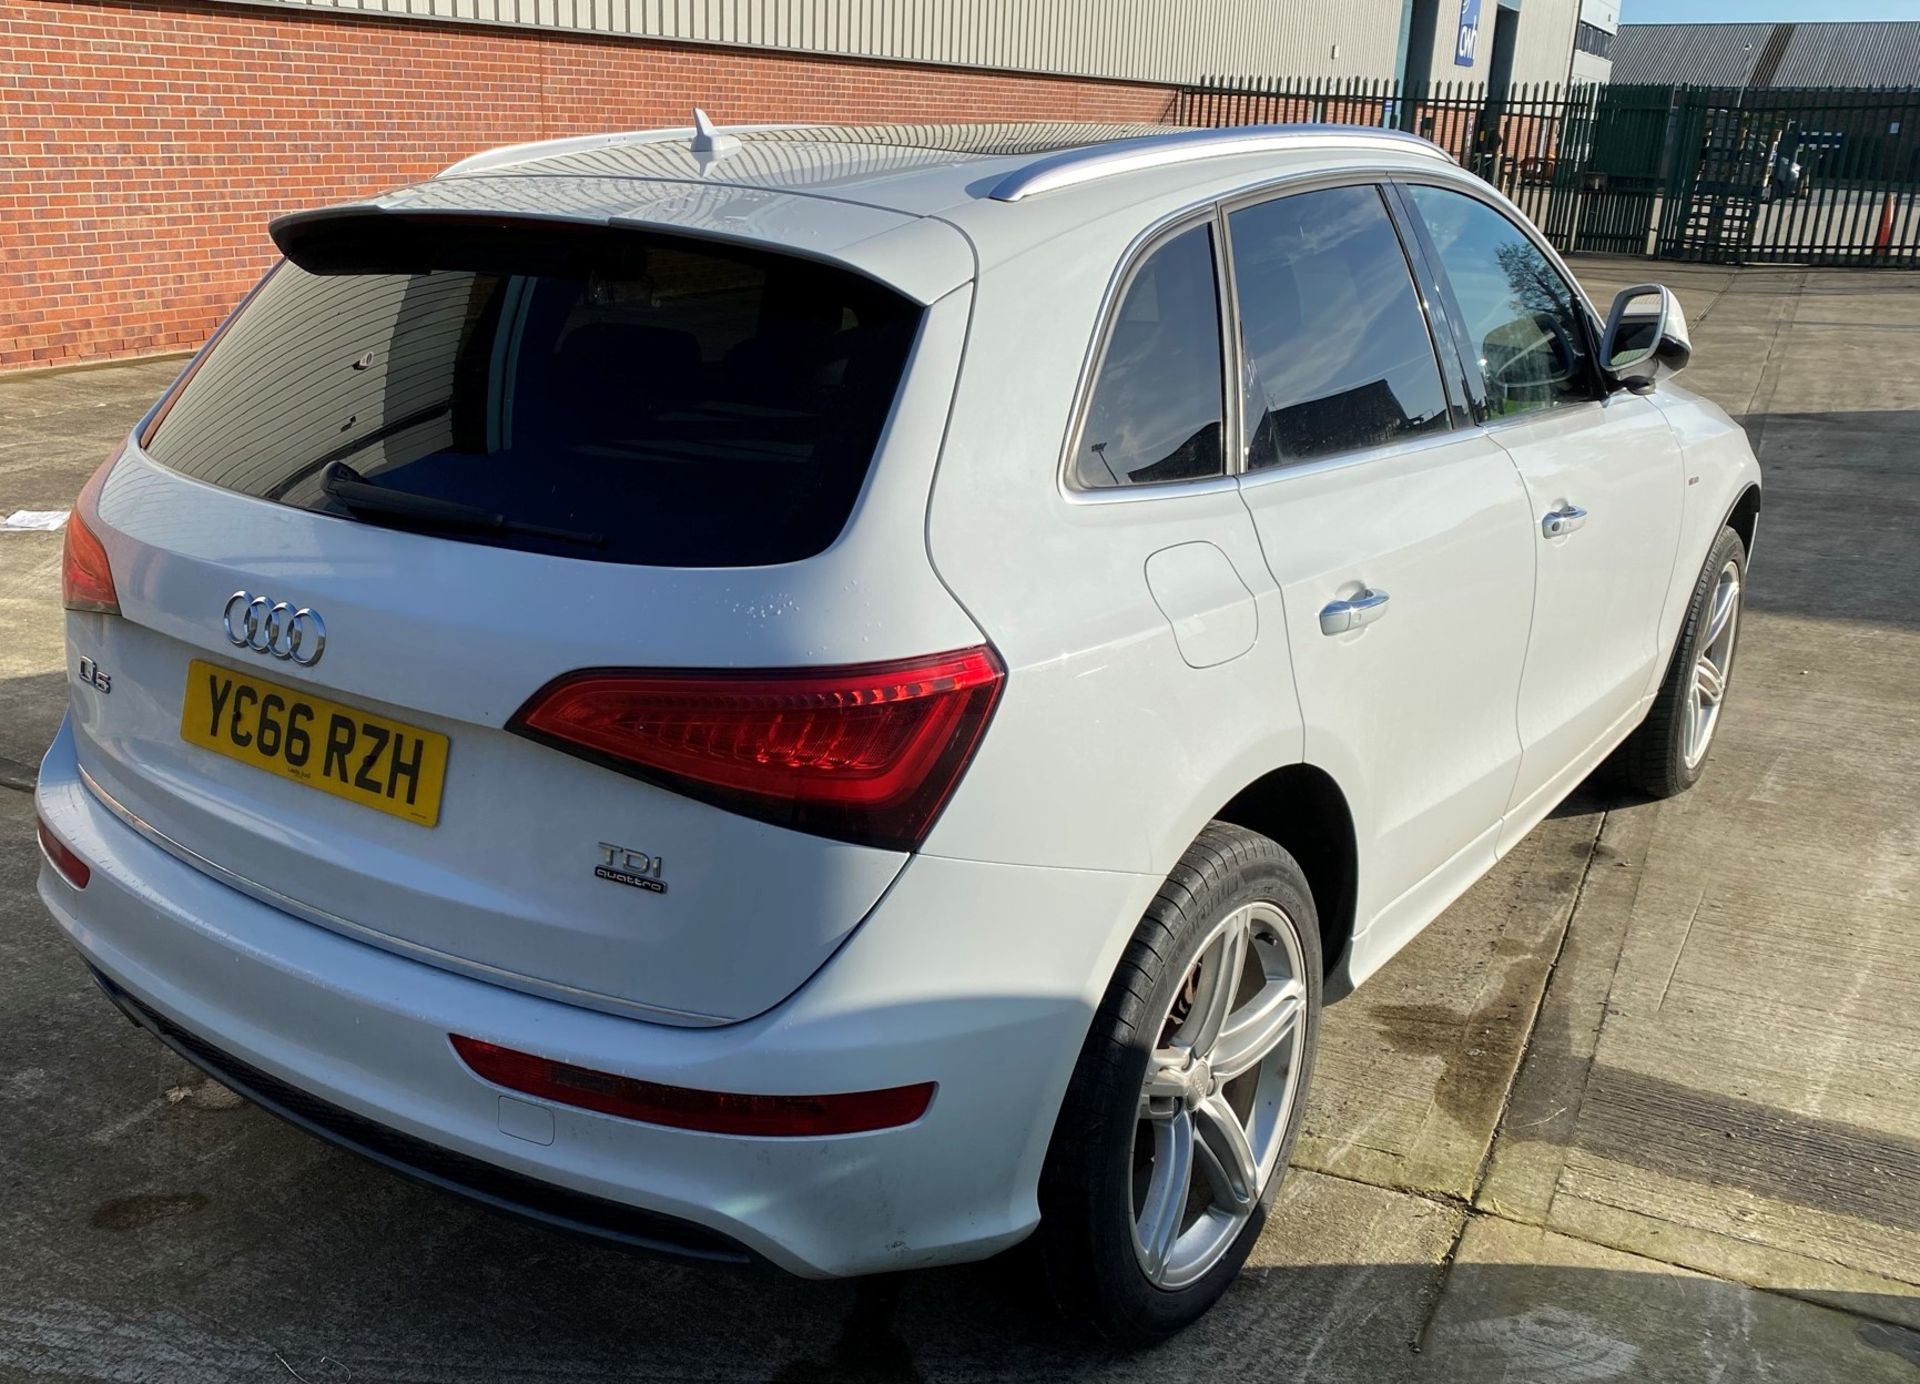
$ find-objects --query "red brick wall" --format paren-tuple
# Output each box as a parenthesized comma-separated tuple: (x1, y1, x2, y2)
(0, 0, 1175, 373)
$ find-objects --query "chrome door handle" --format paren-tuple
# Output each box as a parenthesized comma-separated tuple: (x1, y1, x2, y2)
(1319, 588, 1390, 636)
(1542, 504, 1588, 537)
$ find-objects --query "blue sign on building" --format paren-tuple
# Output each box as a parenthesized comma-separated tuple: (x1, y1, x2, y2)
(1454, 0, 1482, 67)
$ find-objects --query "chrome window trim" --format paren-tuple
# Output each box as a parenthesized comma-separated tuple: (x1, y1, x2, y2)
(76, 763, 733, 1029)
(1213, 199, 1248, 483)
(1381, 179, 1481, 427)
(1066, 471, 1246, 506)
(1058, 204, 1233, 503)
(1478, 396, 1608, 438)
(1236, 423, 1479, 492)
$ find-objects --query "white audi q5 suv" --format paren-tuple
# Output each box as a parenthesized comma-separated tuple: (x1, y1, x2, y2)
(35, 119, 1760, 1341)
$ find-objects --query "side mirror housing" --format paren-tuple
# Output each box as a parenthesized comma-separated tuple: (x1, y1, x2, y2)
(1601, 284, 1691, 395)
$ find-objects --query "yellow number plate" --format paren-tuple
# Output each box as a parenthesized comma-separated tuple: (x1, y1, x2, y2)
(180, 659, 449, 827)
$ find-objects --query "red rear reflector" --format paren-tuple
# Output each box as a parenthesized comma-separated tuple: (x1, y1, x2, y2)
(62, 450, 122, 615)
(508, 647, 1004, 851)
(451, 1036, 935, 1137)
(36, 816, 90, 889)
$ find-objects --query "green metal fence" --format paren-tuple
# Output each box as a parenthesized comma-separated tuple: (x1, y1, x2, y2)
(1175, 77, 1920, 268)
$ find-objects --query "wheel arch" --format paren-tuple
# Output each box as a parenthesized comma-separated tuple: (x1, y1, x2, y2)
(1726, 482, 1762, 560)
(1211, 764, 1358, 992)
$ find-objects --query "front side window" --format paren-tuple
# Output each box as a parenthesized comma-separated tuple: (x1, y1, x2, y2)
(1406, 185, 1596, 418)
(1073, 223, 1225, 489)
(1229, 184, 1451, 470)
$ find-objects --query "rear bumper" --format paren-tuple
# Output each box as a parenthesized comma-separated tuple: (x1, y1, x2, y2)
(86, 966, 752, 1262)
(35, 716, 1152, 1276)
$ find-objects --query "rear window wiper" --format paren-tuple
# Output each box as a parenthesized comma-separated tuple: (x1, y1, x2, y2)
(321, 463, 606, 548)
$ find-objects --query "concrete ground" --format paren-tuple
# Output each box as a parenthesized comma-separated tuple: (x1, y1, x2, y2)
(1, 259, 1917, 1381)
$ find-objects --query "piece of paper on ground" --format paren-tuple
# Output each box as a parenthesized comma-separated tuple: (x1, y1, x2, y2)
(1, 510, 70, 531)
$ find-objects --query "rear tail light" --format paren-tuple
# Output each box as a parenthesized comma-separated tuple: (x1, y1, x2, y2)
(508, 647, 1004, 851)
(36, 816, 90, 889)
(451, 1036, 935, 1137)
(62, 448, 123, 615)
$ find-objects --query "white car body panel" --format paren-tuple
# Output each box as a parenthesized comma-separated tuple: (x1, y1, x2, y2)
(1646, 382, 1764, 670)
(36, 122, 1761, 1275)
(38, 717, 1158, 1275)
(1493, 393, 1686, 832)
(1238, 431, 1536, 943)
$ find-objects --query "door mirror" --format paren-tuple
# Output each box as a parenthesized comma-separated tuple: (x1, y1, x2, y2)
(1601, 284, 1691, 394)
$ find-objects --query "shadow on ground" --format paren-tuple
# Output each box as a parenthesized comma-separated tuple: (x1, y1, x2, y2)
(0, 671, 66, 789)
(9, 1150, 1920, 1384)
(1733, 410, 1920, 631)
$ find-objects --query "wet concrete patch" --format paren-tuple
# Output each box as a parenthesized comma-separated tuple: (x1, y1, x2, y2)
(1859, 1322, 1920, 1368)
(90, 1191, 210, 1231)
(1365, 948, 1552, 1135)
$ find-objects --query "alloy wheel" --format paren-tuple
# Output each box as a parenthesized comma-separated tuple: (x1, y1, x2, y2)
(1683, 559, 1742, 769)
(1130, 901, 1307, 1290)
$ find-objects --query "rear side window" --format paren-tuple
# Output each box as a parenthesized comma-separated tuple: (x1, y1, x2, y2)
(1073, 223, 1225, 489)
(1405, 185, 1596, 418)
(144, 226, 921, 567)
(1228, 185, 1450, 470)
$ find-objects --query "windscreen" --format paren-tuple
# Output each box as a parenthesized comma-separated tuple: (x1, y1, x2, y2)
(144, 223, 922, 567)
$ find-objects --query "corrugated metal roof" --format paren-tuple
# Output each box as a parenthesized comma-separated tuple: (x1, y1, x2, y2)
(1614, 22, 1920, 88)
(1777, 23, 1920, 87)
(1612, 24, 1775, 86)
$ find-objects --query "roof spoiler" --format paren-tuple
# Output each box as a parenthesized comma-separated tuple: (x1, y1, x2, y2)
(268, 205, 626, 275)
(265, 202, 970, 306)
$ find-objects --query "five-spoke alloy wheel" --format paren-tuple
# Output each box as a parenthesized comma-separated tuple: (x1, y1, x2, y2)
(1618, 524, 1748, 798)
(1039, 823, 1322, 1344)
(1131, 901, 1308, 1289)
(1683, 558, 1741, 770)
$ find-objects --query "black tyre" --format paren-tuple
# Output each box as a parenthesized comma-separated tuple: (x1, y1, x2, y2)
(1617, 525, 1747, 798)
(1037, 823, 1322, 1345)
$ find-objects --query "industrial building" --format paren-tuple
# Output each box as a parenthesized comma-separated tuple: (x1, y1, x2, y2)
(4, 0, 1612, 371)
(1613, 21, 1920, 89)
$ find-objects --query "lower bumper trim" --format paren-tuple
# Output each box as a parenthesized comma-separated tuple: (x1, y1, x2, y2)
(87, 966, 755, 1266)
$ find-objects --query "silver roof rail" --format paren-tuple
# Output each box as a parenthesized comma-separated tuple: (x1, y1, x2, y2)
(987, 125, 1453, 203)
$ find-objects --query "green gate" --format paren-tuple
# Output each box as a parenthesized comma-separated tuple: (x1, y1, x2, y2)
(1570, 84, 1672, 256)
(1660, 86, 1920, 267)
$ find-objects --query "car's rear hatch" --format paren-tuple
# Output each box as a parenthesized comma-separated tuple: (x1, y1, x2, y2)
(66, 197, 984, 1025)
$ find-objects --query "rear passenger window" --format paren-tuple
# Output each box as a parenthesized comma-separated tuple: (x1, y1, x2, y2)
(1229, 185, 1451, 470)
(1074, 224, 1225, 489)
(1405, 184, 1596, 418)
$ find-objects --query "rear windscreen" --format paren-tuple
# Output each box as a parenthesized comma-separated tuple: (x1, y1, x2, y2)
(144, 224, 921, 567)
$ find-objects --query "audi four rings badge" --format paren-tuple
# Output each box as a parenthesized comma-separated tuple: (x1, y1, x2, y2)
(223, 591, 326, 666)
